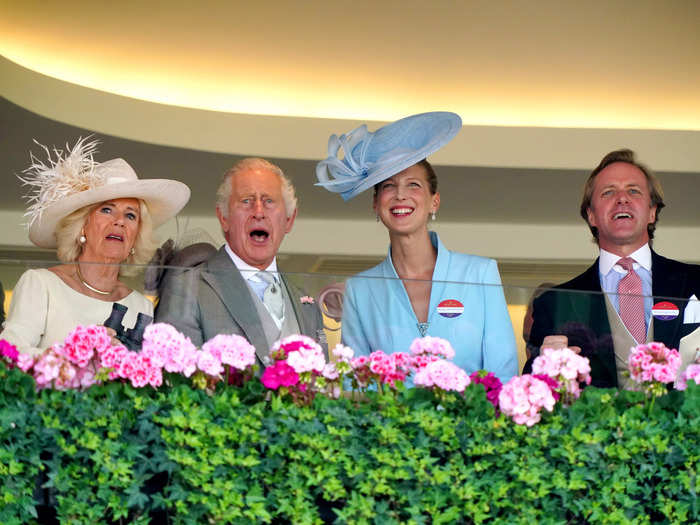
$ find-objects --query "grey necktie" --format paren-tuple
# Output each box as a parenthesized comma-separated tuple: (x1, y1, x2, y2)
(256, 271, 284, 322)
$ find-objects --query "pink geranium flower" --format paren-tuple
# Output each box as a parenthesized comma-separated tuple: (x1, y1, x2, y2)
(532, 347, 591, 403)
(261, 361, 299, 390)
(61, 325, 112, 368)
(499, 375, 557, 426)
(414, 360, 470, 393)
(629, 342, 681, 399)
(629, 342, 680, 385)
(332, 344, 354, 361)
(16, 352, 35, 373)
(197, 350, 224, 377)
(675, 363, 700, 391)
(0, 340, 19, 365)
(142, 323, 198, 373)
(410, 336, 456, 360)
(202, 334, 256, 371)
(470, 371, 503, 409)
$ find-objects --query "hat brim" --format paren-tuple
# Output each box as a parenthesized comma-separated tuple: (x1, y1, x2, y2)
(29, 179, 191, 248)
(316, 112, 462, 201)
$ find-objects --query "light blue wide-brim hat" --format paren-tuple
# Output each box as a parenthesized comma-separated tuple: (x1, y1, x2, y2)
(316, 111, 462, 201)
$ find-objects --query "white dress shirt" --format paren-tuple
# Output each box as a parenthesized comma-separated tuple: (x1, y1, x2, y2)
(224, 244, 283, 328)
(598, 243, 653, 331)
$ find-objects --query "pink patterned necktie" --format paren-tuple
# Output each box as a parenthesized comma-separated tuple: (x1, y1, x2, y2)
(617, 257, 646, 344)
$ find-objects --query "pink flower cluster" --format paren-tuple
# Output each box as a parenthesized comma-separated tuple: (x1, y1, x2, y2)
(137, 324, 256, 388)
(410, 336, 455, 362)
(351, 350, 413, 388)
(261, 335, 326, 391)
(469, 371, 503, 408)
(628, 342, 680, 385)
(202, 333, 256, 375)
(24, 325, 115, 390)
(141, 323, 198, 375)
(0, 339, 19, 366)
(414, 359, 470, 393)
(498, 375, 557, 426)
(532, 347, 591, 402)
(1, 340, 33, 373)
(305, 344, 356, 399)
(675, 363, 700, 391)
(114, 349, 162, 388)
(319, 344, 355, 382)
(15, 323, 258, 391)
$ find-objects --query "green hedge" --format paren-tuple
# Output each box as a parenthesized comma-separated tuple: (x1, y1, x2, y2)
(1, 362, 698, 524)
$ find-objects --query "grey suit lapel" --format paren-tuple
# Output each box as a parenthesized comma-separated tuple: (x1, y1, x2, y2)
(282, 275, 326, 348)
(201, 248, 269, 362)
(282, 275, 308, 334)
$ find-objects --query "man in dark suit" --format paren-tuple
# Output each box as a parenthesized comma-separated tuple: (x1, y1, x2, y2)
(526, 149, 700, 387)
(156, 158, 326, 366)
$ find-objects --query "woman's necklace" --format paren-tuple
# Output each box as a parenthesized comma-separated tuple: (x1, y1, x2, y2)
(76, 264, 113, 295)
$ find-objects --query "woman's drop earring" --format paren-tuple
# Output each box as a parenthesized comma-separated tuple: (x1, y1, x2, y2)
(431, 211, 436, 221)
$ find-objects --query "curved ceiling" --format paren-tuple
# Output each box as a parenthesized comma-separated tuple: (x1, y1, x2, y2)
(2, 1, 699, 130)
(1, 0, 699, 257)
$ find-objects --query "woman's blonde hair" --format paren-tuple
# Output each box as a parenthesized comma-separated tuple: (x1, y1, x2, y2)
(55, 199, 157, 276)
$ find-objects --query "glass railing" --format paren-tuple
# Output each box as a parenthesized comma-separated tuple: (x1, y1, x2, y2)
(1, 257, 698, 387)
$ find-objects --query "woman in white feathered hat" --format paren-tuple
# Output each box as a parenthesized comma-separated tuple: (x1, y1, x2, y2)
(1, 138, 190, 356)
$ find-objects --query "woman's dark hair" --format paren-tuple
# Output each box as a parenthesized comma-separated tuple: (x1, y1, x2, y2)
(373, 159, 438, 196)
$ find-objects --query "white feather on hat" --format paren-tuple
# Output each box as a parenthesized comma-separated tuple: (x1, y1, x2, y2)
(19, 137, 191, 249)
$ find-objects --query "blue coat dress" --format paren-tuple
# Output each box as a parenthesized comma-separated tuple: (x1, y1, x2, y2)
(341, 232, 518, 383)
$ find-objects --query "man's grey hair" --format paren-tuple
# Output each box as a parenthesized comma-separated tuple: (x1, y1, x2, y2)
(215, 158, 297, 218)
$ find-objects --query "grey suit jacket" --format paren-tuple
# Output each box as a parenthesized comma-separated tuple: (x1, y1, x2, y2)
(155, 247, 327, 365)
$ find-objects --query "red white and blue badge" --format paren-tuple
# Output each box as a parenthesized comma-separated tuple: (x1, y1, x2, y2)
(437, 299, 464, 318)
(651, 301, 679, 321)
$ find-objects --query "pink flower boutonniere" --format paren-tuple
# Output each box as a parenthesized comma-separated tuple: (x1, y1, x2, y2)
(300, 296, 315, 304)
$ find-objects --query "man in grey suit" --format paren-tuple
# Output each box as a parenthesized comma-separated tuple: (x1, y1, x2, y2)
(156, 157, 326, 366)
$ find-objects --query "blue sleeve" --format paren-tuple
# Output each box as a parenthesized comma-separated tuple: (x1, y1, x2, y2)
(480, 259, 518, 383)
(340, 278, 371, 357)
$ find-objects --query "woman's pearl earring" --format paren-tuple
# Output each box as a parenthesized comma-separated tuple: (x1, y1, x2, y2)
(431, 211, 437, 221)
(130, 248, 135, 255)
(79, 234, 86, 244)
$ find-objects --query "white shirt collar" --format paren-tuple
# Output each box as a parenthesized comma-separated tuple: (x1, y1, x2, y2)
(224, 243, 278, 282)
(599, 243, 652, 275)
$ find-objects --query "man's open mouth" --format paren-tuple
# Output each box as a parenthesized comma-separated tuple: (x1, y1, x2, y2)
(250, 229, 270, 242)
(613, 212, 632, 220)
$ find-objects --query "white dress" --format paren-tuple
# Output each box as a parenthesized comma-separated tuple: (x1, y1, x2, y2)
(1, 268, 154, 356)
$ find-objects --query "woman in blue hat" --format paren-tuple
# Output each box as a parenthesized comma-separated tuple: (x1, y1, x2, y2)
(316, 112, 518, 383)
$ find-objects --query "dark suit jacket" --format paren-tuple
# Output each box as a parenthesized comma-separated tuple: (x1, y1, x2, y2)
(525, 251, 700, 388)
(155, 247, 327, 365)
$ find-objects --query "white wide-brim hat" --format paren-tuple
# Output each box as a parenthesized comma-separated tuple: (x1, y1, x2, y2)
(22, 139, 191, 248)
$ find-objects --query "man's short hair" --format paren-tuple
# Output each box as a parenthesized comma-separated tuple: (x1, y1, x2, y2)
(215, 157, 298, 219)
(580, 149, 665, 243)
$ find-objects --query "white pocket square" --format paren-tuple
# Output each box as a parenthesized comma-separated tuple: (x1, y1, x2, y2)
(683, 294, 700, 323)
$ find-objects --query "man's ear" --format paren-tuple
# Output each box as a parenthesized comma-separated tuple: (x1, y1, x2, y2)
(284, 208, 298, 234)
(216, 206, 229, 234)
(586, 207, 596, 227)
(648, 204, 657, 226)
